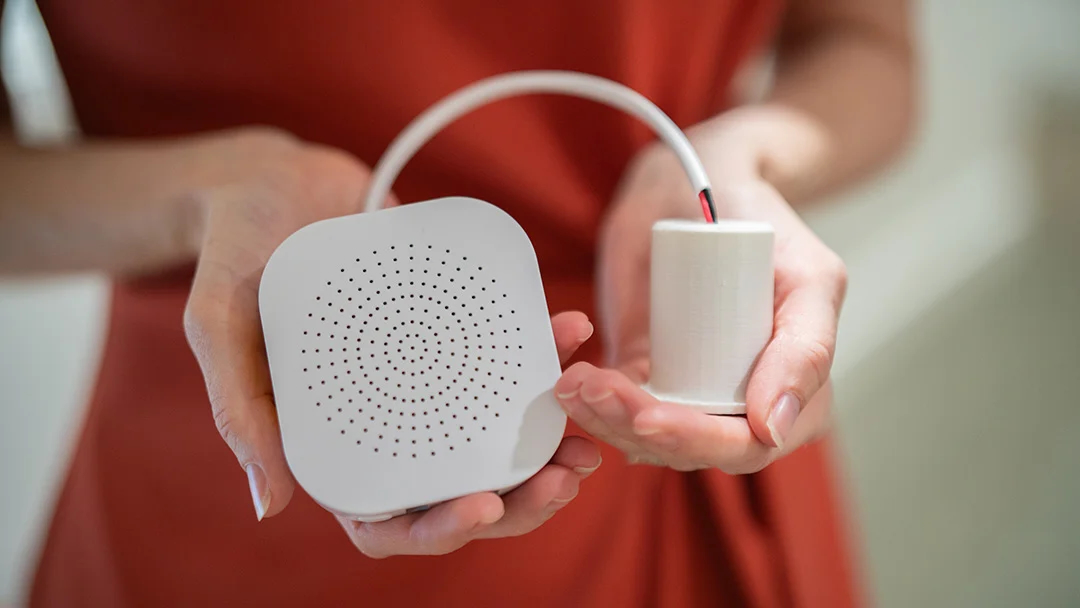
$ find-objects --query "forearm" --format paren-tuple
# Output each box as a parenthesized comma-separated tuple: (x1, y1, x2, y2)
(0, 129, 290, 277)
(0, 137, 205, 276)
(697, 0, 916, 205)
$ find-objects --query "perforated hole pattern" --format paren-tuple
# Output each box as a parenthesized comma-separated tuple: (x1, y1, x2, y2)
(300, 243, 524, 458)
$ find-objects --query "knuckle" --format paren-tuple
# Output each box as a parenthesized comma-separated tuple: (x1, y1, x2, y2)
(773, 329, 835, 393)
(828, 253, 849, 297)
(182, 302, 212, 350)
(769, 330, 835, 390)
(212, 403, 245, 458)
(797, 335, 835, 389)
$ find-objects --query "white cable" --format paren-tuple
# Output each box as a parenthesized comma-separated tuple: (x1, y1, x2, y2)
(362, 70, 712, 214)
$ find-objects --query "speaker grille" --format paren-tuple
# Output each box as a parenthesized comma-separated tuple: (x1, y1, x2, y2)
(299, 243, 524, 457)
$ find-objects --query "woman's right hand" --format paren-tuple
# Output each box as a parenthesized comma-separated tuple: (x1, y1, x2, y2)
(182, 128, 601, 557)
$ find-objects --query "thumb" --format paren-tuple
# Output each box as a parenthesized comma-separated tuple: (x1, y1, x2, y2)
(744, 283, 841, 450)
(596, 202, 654, 370)
(184, 286, 296, 521)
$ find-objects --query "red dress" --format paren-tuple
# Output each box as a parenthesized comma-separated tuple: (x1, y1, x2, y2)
(29, 1, 862, 606)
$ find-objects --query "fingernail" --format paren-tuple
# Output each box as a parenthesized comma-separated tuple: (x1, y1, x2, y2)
(245, 463, 271, 521)
(547, 498, 573, 513)
(547, 489, 578, 512)
(573, 454, 602, 476)
(556, 387, 580, 401)
(766, 393, 801, 449)
(580, 321, 595, 342)
(479, 505, 504, 526)
(580, 387, 614, 406)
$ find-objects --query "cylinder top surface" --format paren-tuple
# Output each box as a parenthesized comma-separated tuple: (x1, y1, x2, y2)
(653, 219, 773, 234)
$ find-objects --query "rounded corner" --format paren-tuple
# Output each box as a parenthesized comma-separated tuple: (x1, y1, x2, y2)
(259, 217, 333, 295)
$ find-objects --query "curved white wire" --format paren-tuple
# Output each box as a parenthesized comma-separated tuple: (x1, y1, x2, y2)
(362, 70, 711, 213)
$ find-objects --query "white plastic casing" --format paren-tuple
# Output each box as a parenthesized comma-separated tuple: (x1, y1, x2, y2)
(259, 198, 566, 521)
(645, 219, 774, 415)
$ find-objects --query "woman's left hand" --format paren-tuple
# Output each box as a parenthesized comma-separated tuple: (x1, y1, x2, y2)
(555, 114, 848, 473)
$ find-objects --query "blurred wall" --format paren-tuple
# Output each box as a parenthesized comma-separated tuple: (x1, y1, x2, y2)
(807, 2, 1080, 604)
(1, 0, 1078, 605)
(0, 0, 109, 603)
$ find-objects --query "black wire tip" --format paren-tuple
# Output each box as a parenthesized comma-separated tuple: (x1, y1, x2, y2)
(699, 189, 718, 223)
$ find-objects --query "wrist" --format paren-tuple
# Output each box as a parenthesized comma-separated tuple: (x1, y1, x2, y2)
(684, 111, 766, 182)
(174, 126, 304, 259)
(175, 189, 210, 260)
(689, 105, 832, 203)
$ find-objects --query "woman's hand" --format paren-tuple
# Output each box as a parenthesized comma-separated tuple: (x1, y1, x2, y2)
(337, 311, 599, 558)
(556, 113, 847, 473)
(182, 128, 600, 556)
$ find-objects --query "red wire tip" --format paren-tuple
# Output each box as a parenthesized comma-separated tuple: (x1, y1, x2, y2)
(698, 190, 715, 223)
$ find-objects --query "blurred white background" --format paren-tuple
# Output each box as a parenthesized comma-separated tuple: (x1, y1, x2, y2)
(1, 0, 1079, 605)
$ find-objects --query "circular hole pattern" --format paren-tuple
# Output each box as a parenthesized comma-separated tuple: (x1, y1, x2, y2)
(299, 243, 524, 457)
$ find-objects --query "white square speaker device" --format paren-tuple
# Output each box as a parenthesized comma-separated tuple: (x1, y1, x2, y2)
(259, 198, 565, 522)
(257, 69, 750, 524)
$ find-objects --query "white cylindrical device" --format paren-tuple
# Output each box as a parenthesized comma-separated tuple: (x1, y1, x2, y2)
(646, 219, 774, 415)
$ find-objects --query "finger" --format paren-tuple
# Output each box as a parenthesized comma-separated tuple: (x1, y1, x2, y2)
(474, 464, 581, 539)
(555, 363, 646, 456)
(184, 289, 296, 521)
(787, 380, 834, 449)
(638, 383, 830, 472)
(550, 311, 594, 364)
(597, 202, 653, 368)
(709, 180, 846, 450)
(632, 406, 777, 474)
(343, 437, 599, 553)
(745, 280, 844, 450)
(559, 364, 778, 473)
(550, 435, 603, 477)
(555, 363, 683, 465)
(582, 371, 775, 472)
(559, 362, 672, 441)
(341, 492, 504, 558)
